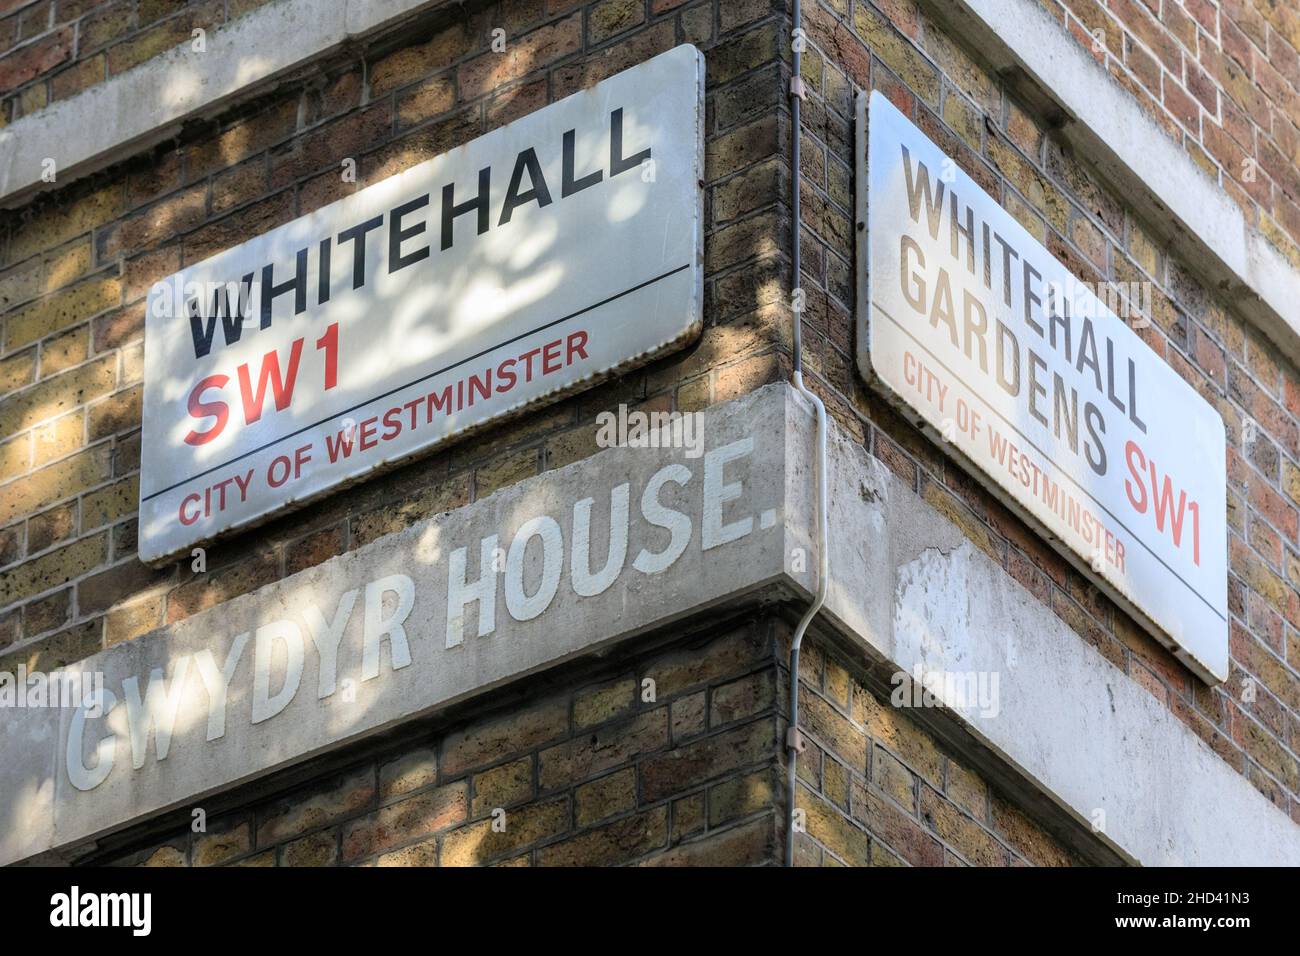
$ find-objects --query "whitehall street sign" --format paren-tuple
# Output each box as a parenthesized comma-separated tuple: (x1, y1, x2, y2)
(856, 90, 1228, 683)
(139, 45, 705, 563)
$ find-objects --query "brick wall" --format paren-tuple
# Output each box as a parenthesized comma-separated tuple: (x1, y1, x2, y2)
(2, 0, 1299, 865)
(90, 615, 785, 867)
(790, 633, 1086, 866)
(796, 0, 1300, 823)
(1047, 0, 1300, 274)
(7, 1, 1294, 273)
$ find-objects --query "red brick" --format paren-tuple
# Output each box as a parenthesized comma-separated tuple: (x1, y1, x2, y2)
(457, 14, 581, 100)
(340, 783, 467, 861)
(0, 26, 70, 94)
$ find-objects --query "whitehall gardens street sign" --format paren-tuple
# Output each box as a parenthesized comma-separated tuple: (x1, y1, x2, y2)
(140, 45, 705, 563)
(856, 91, 1228, 683)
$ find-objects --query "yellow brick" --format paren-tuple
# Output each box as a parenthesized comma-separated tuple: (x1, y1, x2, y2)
(944, 758, 989, 820)
(942, 90, 983, 150)
(32, 411, 84, 466)
(474, 448, 538, 498)
(50, 51, 105, 101)
(8, 186, 124, 264)
(193, 822, 252, 867)
(824, 756, 850, 807)
(441, 798, 568, 866)
(0, 433, 30, 482)
(18, 83, 48, 116)
(457, 16, 581, 101)
(1127, 218, 1161, 277)
(82, 475, 138, 529)
(27, 502, 76, 553)
(374, 837, 437, 867)
(470, 757, 534, 817)
(105, 593, 165, 646)
(573, 676, 636, 729)
(854, 4, 940, 106)
(108, 11, 220, 76)
(854, 684, 945, 786)
(87, 384, 142, 440)
(676, 375, 710, 412)
(0, 533, 107, 606)
(138, 845, 186, 867)
(535, 807, 666, 865)
(715, 351, 781, 403)
(590, 0, 646, 43)
(0, 444, 111, 525)
(0, 354, 116, 433)
(919, 786, 1006, 865)
(1071, 214, 1107, 268)
(1260, 215, 1300, 273)
(395, 75, 455, 129)
(1282, 460, 1300, 509)
(671, 792, 705, 841)
(1005, 100, 1043, 158)
(0, 258, 41, 311)
(986, 136, 1069, 233)
(349, 476, 470, 548)
(873, 744, 916, 809)
(991, 794, 1074, 866)
(121, 341, 145, 384)
(39, 326, 89, 379)
(544, 422, 602, 470)
(927, 26, 998, 113)
(825, 659, 852, 707)
(709, 768, 773, 825)
(0, 619, 102, 673)
(368, 22, 477, 98)
(5, 276, 121, 351)
(574, 767, 637, 826)
(41, 238, 94, 294)
(800, 788, 870, 865)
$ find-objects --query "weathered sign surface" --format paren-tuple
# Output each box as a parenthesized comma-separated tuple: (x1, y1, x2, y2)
(857, 90, 1228, 683)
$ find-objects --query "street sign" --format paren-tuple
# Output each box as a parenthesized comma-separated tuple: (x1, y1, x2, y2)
(140, 45, 705, 563)
(857, 90, 1228, 683)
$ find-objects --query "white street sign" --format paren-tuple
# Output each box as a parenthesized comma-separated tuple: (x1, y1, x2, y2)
(140, 45, 705, 563)
(857, 90, 1228, 683)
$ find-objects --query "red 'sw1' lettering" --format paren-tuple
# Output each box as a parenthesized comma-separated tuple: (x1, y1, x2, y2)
(1124, 439, 1201, 566)
(184, 322, 340, 445)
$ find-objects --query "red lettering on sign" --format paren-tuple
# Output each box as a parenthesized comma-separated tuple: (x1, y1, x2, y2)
(238, 338, 304, 425)
(1124, 439, 1201, 566)
(184, 375, 230, 446)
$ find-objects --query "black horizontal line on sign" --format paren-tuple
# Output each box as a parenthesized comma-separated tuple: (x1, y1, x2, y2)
(874, 300, 1225, 623)
(142, 263, 692, 503)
